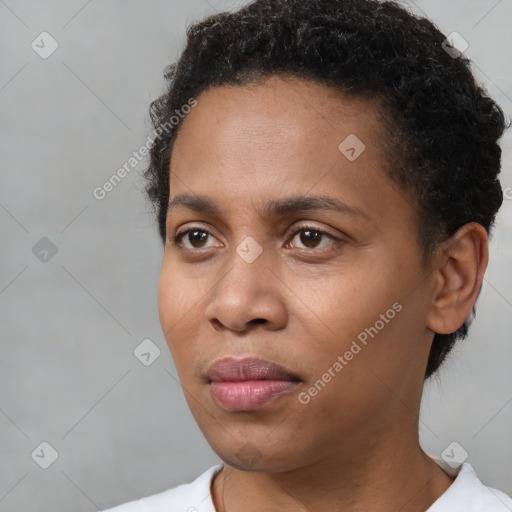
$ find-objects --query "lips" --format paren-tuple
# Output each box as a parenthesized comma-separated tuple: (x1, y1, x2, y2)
(206, 357, 301, 411)
(207, 357, 301, 382)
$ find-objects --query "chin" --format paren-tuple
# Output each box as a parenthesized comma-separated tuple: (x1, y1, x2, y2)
(209, 437, 306, 473)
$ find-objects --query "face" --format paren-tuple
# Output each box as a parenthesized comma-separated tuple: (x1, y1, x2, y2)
(158, 75, 436, 472)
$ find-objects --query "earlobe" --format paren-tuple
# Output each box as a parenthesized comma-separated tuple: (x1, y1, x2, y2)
(426, 223, 488, 335)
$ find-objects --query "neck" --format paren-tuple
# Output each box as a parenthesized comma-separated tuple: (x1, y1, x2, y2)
(211, 429, 453, 512)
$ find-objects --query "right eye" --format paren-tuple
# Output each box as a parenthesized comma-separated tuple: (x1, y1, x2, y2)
(172, 227, 219, 250)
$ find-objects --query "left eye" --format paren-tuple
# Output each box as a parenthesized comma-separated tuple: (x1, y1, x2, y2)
(287, 226, 339, 249)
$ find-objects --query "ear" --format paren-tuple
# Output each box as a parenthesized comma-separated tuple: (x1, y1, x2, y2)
(426, 223, 489, 335)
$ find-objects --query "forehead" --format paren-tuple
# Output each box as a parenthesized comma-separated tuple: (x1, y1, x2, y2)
(168, 75, 410, 225)
(173, 75, 385, 158)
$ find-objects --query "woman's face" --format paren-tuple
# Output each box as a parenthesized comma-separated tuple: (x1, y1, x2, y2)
(158, 75, 435, 472)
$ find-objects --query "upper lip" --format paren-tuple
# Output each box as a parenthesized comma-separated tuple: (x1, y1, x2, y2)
(206, 357, 302, 383)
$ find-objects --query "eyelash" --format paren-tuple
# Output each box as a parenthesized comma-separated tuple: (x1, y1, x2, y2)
(171, 225, 341, 251)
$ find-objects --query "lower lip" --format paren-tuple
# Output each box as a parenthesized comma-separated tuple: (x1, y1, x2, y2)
(210, 380, 298, 411)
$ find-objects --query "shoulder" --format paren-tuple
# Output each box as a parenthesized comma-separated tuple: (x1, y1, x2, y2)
(102, 464, 223, 512)
(428, 462, 512, 512)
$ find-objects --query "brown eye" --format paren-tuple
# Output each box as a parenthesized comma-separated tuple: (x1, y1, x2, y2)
(288, 226, 339, 250)
(299, 229, 323, 248)
(187, 230, 209, 248)
(173, 228, 213, 249)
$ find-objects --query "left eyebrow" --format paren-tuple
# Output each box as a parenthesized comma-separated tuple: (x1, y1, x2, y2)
(262, 195, 368, 219)
(167, 193, 369, 220)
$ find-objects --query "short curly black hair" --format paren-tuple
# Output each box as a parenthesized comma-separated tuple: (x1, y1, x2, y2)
(145, 0, 506, 379)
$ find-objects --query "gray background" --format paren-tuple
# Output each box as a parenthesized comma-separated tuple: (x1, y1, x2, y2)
(0, 1, 511, 510)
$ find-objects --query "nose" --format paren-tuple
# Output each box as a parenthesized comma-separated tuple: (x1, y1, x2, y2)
(204, 245, 288, 334)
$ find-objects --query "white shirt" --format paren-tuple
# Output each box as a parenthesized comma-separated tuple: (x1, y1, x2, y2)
(103, 460, 512, 512)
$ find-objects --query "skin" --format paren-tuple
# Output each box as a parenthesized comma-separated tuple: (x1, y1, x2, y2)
(157, 75, 488, 512)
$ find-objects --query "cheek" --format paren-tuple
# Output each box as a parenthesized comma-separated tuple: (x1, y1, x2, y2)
(157, 263, 174, 335)
(287, 264, 393, 348)
(157, 258, 211, 365)
(157, 261, 191, 346)
(290, 258, 419, 381)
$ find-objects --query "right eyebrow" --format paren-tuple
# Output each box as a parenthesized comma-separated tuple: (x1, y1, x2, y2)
(167, 193, 223, 217)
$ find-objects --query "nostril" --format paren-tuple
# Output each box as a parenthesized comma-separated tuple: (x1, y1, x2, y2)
(251, 318, 267, 325)
(210, 319, 223, 332)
